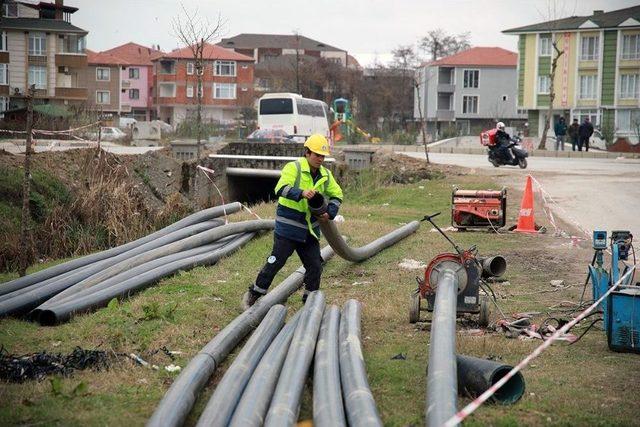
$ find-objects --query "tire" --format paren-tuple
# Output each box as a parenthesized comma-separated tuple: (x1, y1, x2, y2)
(409, 293, 421, 324)
(518, 158, 528, 169)
(490, 158, 500, 167)
(478, 295, 490, 328)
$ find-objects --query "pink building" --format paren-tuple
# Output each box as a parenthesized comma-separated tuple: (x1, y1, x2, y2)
(102, 42, 162, 120)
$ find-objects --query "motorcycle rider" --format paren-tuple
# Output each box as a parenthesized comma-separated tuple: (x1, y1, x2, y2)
(494, 122, 514, 164)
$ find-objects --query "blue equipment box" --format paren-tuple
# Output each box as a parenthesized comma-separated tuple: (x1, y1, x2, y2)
(607, 287, 640, 353)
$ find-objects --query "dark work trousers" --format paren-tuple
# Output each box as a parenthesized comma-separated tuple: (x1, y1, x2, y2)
(571, 136, 578, 151)
(254, 233, 322, 295)
(577, 137, 585, 151)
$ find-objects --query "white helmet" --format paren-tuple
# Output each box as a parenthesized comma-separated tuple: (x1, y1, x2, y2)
(496, 122, 505, 130)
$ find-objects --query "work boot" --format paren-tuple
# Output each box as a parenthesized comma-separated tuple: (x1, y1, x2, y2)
(301, 290, 310, 305)
(242, 288, 262, 310)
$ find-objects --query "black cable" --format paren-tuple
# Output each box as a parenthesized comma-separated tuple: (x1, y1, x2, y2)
(569, 318, 603, 345)
(579, 251, 598, 305)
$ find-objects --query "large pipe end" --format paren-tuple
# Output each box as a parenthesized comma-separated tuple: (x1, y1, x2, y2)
(480, 256, 507, 278)
(489, 366, 525, 405)
(308, 193, 328, 216)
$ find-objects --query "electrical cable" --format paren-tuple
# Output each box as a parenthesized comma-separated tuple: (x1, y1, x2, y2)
(569, 318, 603, 345)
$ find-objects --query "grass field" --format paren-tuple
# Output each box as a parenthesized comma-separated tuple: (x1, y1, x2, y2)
(1, 169, 639, 426)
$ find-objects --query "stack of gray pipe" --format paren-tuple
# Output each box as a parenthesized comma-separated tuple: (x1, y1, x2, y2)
(0, 202, 275, 325)
(149, 219, 419, 427)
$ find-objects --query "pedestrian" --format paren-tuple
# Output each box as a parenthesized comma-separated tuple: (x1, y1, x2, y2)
(568, 118, 579, 151)
(242, 134, 343, 309)
(578, 117, 594, 152)
(554, 117, 567, 151)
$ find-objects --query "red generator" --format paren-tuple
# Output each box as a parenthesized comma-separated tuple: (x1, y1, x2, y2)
(451, 188, 507, 230)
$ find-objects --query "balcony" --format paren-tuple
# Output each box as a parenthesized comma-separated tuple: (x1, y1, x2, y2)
(55, 87, 87, 99)
(437, 83, 455, 93)
(436, 109, 455, 121)
(56, 54, 87, 68)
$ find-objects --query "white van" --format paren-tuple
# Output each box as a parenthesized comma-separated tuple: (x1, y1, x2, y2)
(257, 93, 331, 142)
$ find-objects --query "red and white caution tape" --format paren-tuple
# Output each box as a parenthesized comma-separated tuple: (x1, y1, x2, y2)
(443, 263, 637, 427)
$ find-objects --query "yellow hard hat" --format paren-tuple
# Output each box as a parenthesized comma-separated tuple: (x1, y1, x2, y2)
(304, 134, 330, 156)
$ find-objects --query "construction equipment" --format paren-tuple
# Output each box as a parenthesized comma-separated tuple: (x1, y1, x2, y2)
(588, 230, 639, 353)
(451, 188, 507, 231)
(409, 212, 506, 325)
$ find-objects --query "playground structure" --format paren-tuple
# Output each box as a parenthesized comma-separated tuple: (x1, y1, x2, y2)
(330, 98, 380, 143)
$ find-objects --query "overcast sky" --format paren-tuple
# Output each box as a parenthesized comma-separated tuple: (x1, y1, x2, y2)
(67, 0, 636, 66)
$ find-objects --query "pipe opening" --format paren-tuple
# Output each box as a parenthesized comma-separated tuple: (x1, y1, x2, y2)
(227, 175, 279, 205)
(490, 366, 525, 404)
(308, 193, 327, 216)
(39, 310, 59, 327)
(482, 256, 507, 277)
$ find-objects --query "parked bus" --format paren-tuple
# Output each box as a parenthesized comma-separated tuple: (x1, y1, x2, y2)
(257, 93, 331, 142)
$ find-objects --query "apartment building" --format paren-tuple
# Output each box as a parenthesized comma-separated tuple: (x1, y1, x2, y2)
(152, 43, 254, 125)
(504, 6, 640, 142)
(101, 42, 162, 121)
(414, 47, 525, 136)
(85, 49, 124, 117)
(0, 0, 88, 115)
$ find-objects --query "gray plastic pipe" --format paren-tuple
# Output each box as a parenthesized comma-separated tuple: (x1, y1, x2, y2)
(147, 245, 335, 427)
(229, 311, 302, 427)
(226, 167, 282, 179)
(36, 235, 238, 311)
(264, 291, 326, 427)
(339, 299, 382, 427)
(478, 256, 507, 278)
(0, 220, 224, 317)
(0, 202, 241, 296)
(313, 305, 346, 427)
(196, 304, 287, 427)
(320, 220, 420, 262)
(456, 354, 525, 405)
(426, 269, 459, 427)
(36, 234, 255, 325)
(40, 220, 274, 309)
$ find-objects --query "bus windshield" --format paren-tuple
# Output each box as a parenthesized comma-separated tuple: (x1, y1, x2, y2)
(260, 98, 294, 115)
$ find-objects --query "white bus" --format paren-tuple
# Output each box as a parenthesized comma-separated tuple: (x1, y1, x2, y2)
(257, 93, 331, 142)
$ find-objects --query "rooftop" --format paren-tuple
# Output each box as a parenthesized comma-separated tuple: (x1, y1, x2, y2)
(158, 43, 253, 61)
(0, 16, 86, 33)
(86, 49, 129, 66)
(423, 47, 517, 68)
(102, 42, 163, 66)
(218, 33, 345, 52)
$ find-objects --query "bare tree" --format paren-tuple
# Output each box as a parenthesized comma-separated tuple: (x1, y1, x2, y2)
(391, 45, 418, 129)
(419, 29, 470, 61)
(414, 75, 430, 163)
(172, 3, 224, 158)
(19, 85, 35, 276)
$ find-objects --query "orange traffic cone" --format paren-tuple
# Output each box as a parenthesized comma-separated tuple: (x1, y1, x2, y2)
(515, 175, 537, 233)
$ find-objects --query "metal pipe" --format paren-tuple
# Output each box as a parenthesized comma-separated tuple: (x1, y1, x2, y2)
(426, 269, 458, 427)
(339, 299, 382, 427)
(225, 167, 282, 179)
(36, 234, 255, 325)
(456, 354, 525, 405)
(264, 291, 326, 427)
(320, 219, 420, 262)
(147, 245, 335, 427)
(195, 304, 287, 427)
(0, 203, 241, 296)
(229, 311, 302, 427)
(313, 305, 346, 427)
(0, 220, 225, 317)
(478, 256, 507, 278)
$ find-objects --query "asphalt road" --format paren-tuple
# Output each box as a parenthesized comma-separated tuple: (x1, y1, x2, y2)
(402, 151, 640, 238)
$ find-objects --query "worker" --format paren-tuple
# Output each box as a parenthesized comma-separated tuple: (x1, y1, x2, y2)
(242, 134, 344, 309)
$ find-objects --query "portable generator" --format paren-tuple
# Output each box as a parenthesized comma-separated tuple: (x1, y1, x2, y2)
(451, 188, 507, 230)
(409, 213, 507, 326)
(588, 230, 639, 353)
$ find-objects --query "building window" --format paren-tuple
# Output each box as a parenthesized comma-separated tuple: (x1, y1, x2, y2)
(3, 2, 18, 17)
(96, 67, 110, 81)
(462, 95, 478, 114)
(619, 74, 639, 99)
(538, 75, 551, 94)
(578, 75, 597, 99)
(159, 60, 176, 75)
(28, 65, 47, 89)
(580, 35, 599, 61)
(0, 96, 8, 117)
(616, 109, 640, 133)
(159, 83, 176, 98)
(129, 88, 140, 99)
(0, 63, 8, 85)
(96, 90, 110, 104)
(128, 68, 139, 79)
(214, 83, 236, 99)
(214, 60, 236, 76)
(28, 32, 47, 56)
(186, 85, 194, 98)
(0, 31, 7, 51)
(621, 34, 640, 60)
(463, 69, 479, 88)
(60, 34, 85, 54)
(539, 34, 552, 56)
(573, 109, 600, 127)
(187, 62, 194, 75)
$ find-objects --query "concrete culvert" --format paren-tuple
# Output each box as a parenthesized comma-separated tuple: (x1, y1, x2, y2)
(227, 174, 279, 205)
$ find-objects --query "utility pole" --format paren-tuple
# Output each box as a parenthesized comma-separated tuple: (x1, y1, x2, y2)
(19, 85, 35, 276)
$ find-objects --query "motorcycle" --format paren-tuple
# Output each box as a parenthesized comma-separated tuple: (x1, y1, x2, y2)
(487, 135, 529, 169)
